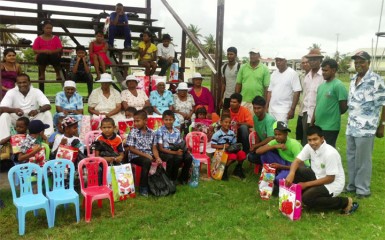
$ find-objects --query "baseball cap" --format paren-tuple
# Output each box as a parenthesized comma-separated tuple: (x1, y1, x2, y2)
(249, 48, 260, 54)
(28, 120, 50, 134)
(62, 116, 79, 128)
(351, 51, 371, 61)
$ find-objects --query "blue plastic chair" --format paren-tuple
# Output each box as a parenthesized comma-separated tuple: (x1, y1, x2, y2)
(43, 159, 80, 226)
(8, 163, 53, 235)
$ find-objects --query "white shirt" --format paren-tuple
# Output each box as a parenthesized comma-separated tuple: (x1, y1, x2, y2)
(268, 67, 302, 113)
(297, 141, 345, 196)
(52, 135, 85, 153)
(0, 86, 50, 113)
(156, 43, 175, 59)
(222, 62, 240, 98)
(301, 69, 325, 123)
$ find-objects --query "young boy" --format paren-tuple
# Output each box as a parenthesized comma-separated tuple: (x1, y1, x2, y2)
(156, 34, 175, 76)
(285, 126, 359, 215)
(211, 114, 246, 180)
(156, 110, 192, 185)
(0, 117, 29, 161)
(95, 118, 124, 163)
(125, 107, 137, 119)
(48, 115, 65, 149)
(127, 110, 162, 197)
(52, 116, 84, 155)
(69, 45, 93, 96)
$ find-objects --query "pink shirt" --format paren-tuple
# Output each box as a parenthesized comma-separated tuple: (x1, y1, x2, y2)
(32, 35, 62, 51)
(301, 68, 325, 123)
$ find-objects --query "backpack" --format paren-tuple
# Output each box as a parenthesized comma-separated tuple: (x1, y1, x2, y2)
(222, 62, 241, 76)
(148, 166, 176, 197)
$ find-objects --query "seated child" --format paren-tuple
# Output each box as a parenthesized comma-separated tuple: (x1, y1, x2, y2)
(0, 117, 29, 161)
(89, 30, 111, 80)
(48, 115, 64, 149)
(191, 107, 214, 140)
(156, 110, 192, 185)
(138, 30, 157, 76)
(18, 120, 49, 166)
(94, 118, 124, 164)
(127, 110, 162, 197)
(69, 45, 93, 96)
(211, 114, 246, 180)
(125, 106, 137, 119)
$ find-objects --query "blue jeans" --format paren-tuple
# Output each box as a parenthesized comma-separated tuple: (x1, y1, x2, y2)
(260, 151, 291, 186)
(108, 25, 131, 48)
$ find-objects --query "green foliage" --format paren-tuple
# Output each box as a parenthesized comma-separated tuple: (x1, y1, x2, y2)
(203, 34, 216, 54)
(22, 48, 35, 62)
(308, 43, 322, 50)
(0, 24, 18, 44)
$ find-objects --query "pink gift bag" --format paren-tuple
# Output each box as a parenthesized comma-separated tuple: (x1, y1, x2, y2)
(79, 115, 91, 143)
(258, 164, 276, 200)
(278, 179, 302, 221)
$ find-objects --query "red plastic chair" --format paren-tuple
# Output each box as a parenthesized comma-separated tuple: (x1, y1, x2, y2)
(84, 130, 102, 157)
(78, 157, 114, 223)
(185, 132, 211, 178)
(249, 131, 261, 174)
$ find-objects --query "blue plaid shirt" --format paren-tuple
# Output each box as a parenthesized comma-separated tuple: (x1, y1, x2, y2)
(155, 125, 182, 149)
(127, 127, 156, 159)
(55, 91, 83, 111)
(211, 129, 236, 145)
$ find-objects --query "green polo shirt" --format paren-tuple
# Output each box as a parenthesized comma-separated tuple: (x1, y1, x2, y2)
(253, 113, 276, 141)
(236, 62, 270, 102)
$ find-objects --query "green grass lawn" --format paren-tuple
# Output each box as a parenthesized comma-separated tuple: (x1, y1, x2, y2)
(1, 72, 385, 239)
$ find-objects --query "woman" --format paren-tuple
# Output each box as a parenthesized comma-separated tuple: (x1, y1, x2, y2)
(1, 48, 21, 100)
(89, 30, 111, 80)
(54, 80, 84, 126)
(32, 20, 63, 81)
(88, 73, 124, 124)
(149, 78, 174, 115)
(121, 75, 150, 111)
(173, 82, 195, 132)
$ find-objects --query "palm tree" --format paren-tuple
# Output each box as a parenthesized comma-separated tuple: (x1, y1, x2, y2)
(187, 24, 202, 44)
(308, 43, 321, 50)
(186, 24, 202, 58)
(0, 24, 18, 44)
(203, 34, 216, 55)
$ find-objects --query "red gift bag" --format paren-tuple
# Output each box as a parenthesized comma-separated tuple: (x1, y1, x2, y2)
(55, 145, 79, 163)
(147, 115, 163, 130)
(118, 118, 134, 138)
(10, 134, 26, 154)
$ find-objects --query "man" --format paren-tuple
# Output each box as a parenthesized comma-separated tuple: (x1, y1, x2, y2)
(266, 54, 301, 124)
(346, 51, 385, 198)
(108, 3, 131, 49)
(296, 57, 311, 141)
(0, 73, 54, 142)
(235, 48, 270, 114)
(285, 126, 359, 215)
(157, 34, 175, 76)
(247, 96, 276, 165)
(300, 49, 325, 146)
(228, 93, 254, 178)
(221, 47, 241, 109)
(312, 59, 348, 147)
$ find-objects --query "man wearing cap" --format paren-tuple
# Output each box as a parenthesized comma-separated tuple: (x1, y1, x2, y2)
(221, 47, 241, 109)
(300, 49, 325, 146)
(0, 73, 54, 142)
(235, 48, 270, 115)
(157, 34, 175, 76)
(345, 51, 385, 198)
(266, 54, 301, 124)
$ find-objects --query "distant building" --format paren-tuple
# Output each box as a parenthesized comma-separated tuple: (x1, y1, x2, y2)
(347, 48, 385, 72)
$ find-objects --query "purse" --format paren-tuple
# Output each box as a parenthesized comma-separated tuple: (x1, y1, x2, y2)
(168, 140, 187, 151)
(226, 143, 242, 153)
(148, 166, 176, 197)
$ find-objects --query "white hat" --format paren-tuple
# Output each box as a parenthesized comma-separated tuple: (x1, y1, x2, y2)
(275, 53, 286, 59)
(249, 48, 260, 54)
(63, 80, 76, 89)
(155, 77, 166, 85)
(188, 72, 204, 82)
(96, 73, 114, 83)
(176, 82, 189, 91)
(122, 75, 139, 87)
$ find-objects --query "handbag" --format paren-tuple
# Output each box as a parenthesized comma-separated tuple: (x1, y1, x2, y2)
(259, 164, 276, 200)
(108, 163, 136, 201)
(148, 166, 176, 197)
(226, 143, 242, 153)
(92, 140, 119, 157)
(168, 140, 187, 151)
(211, 147, 228, 180)
(278, 179, 302, 221)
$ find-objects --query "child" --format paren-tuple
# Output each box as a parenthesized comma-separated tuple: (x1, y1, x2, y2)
(48, 115, 64, 149)
(52, 116, 84, 157)
(127, 110, 162, 197)
(143, 106, 154, 116)
(0, 117, 29, 161)
(89, 30, 111, 80)
(138, 30, 157, 76)
(125, 107, 137, 119)
(18, 120, 49, 166)
(94, 118, 124, 163)
(69, 45, 93, 96)
(211, 115, 246, 180)
(156, 110, 192, 185)
(191, 107, 214, 140)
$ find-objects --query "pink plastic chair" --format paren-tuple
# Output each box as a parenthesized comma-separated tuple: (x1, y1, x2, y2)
(78, 157, 114, 223)
(249, 131, 261, 174)
(185, 132, 211, 178)
(84, 130, 102, 157)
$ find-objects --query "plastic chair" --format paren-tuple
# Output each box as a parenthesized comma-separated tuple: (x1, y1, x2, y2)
(78, 157, 114, 223)
(249, 131, 261, 174)
(84, 130, 102, 157)
(8, 163, 53, 235)
(43, 159, 80, 226)
(185, 132, 211, 178)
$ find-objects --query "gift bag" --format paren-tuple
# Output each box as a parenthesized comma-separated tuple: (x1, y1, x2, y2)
(118, 118, 134, 138)
(55, 145, 79, 163)
(211, 148, 228, 180)
(189, 157, 200, 188)
(27, 145, 46, 167)
(192, 119, 213, 141)
(279, 179, 302, 221)
(10, 134, 26, 154)
(79, 115, 91, 143)
(0, 143, 11, 160)
(169, 62, 179, 82)
(258, 164, 276, 200)
(91, 115, 106, 131)
(147, 115, 163, 130)
(108, 163, 136, 201)
(137, 76, 156, 97)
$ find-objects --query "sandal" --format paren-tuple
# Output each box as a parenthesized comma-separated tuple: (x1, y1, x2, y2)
(341, 199, 359, 215)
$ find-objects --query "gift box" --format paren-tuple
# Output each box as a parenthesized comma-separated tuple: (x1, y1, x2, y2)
(279, 179, 302, 221)
(56, 145, 79, 163)
(10, 134, 26, 154)
(258, 164, 276, 200)
(27, 146, 46, 167)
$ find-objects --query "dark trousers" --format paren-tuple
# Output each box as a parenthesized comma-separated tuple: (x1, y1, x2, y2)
(70, 71, 94, 96)
(130, 156, 152, 188)
(301, 112, 310, 146)
(237, 124, 250, 153)
(223, 98, 231, 109)
(36, 53, 61, 67)
(322, 130, 339, 148)
(108, 25, 131, 48)
(296, 115, 303, 141)
(294, 167, 348, 210)
(157, 58, 172, 76)
(159, 152, 192, 182)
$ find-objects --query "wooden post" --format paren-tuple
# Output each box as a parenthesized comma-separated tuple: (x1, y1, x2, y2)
(180, 31, 187, 81)
(37, 2, 44, 92)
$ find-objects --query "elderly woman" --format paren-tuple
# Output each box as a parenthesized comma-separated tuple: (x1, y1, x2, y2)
(88, 73, 124, 124)
(54, 80, 83, 126)
(173, 82, 195, 125)
(121, 75, 150, 111)
(149, 78, 174, 115)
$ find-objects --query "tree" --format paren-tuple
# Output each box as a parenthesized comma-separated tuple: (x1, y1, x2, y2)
(308, 43, 321, 50)
(0, 24, 18, 44)
(203, 34, 216, 55)
(21, 48, 35, 71)
(186, 24, 202, 58)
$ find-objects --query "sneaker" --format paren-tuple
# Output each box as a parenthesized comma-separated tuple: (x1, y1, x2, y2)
(222, 167, 229, 181)
(139, 187, 149, 197)
(356, 193, 371, 199)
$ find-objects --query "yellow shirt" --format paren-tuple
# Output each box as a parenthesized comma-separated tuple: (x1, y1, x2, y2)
(138, 41, 157, 61)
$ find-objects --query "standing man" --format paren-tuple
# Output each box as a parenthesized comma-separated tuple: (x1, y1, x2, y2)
(296, 57, 311, 141)
(0, 73, 54, 141)
(235, 48, 270, 115)
(221, 47, 240, 109)
(346, 51, 385, 198)
(108, 3, 132, 49)
(266, 54, 302, 124)
(312, 59, 348, 147)
(300, 49, 325, 146)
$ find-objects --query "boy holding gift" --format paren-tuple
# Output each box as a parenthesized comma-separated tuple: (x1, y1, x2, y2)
(95, 118, 124, 164)
(52, 116, 84, 158)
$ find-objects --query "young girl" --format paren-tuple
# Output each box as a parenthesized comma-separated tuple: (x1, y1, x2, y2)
(138, 31, 157, 76)
(32, 21, 63, 81)
(89, 30, 111, 80)
(1, 48, 21, 100)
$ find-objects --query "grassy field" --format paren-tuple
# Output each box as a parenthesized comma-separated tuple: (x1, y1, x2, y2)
(1, 72, 385, 239)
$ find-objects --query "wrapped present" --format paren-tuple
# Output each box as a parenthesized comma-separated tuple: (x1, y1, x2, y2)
(27, 145, 46, 167)
(107, 163, 136, 201)
(10, 134, 26, 154)
(279, 179, 302, 221)
(258, 164, 276, 200)
(211, 148, 228, 180)
(56, 145, 79, 163)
